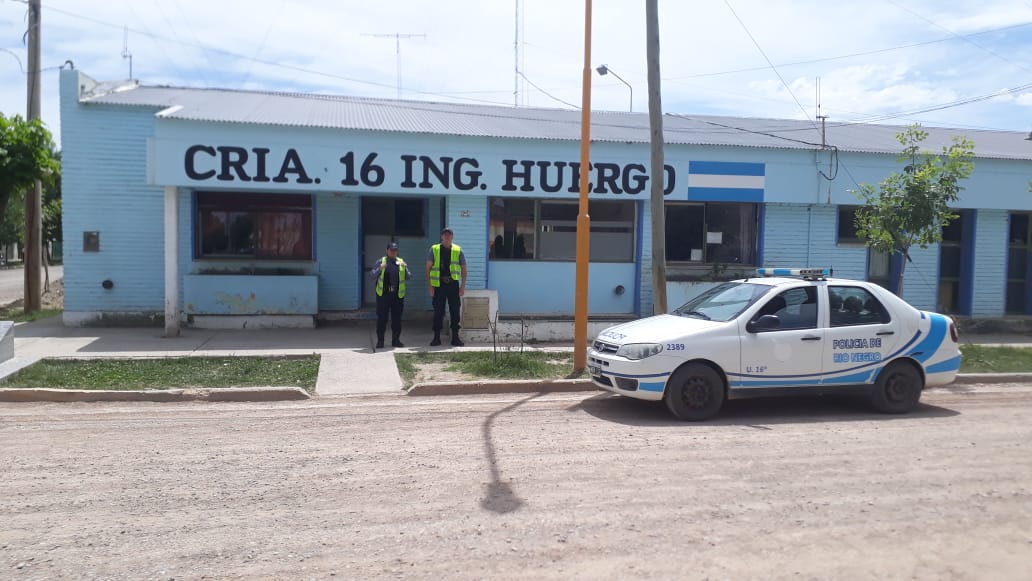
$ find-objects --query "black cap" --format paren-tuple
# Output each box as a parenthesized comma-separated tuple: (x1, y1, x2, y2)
(441, 227, 453, 235)
(386, 242, 399, 250)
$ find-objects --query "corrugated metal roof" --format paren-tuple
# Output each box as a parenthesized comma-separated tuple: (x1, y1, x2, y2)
(82, 82, 1032, 161)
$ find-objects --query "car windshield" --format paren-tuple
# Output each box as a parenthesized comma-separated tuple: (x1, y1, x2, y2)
(672, 282, 770, 322)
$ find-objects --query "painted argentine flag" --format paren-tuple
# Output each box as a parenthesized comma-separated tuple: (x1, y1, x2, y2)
(686, 161, 765, 203)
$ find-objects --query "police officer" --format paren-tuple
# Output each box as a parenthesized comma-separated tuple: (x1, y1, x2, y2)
(426, 227, 467, 346)
(369, 241, 408, 349)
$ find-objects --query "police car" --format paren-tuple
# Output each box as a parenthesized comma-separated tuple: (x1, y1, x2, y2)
(588, 268, 961, 421)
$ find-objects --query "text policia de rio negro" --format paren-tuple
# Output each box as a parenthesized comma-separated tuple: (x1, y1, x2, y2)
(182, 145, 677, 195)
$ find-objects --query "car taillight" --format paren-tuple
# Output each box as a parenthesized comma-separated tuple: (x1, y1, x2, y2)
(949, 320, 959, 343)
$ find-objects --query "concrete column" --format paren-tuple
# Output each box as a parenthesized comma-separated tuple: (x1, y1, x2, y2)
(164, 186, 180, 337)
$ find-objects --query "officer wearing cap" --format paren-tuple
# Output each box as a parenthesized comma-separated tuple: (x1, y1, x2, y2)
(426, 227, 467, 346)
(369, 241, 408, 349)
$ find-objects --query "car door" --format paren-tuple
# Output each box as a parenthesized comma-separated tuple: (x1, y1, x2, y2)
(821, 285, 901, 386)
(736, 285, 824, 388)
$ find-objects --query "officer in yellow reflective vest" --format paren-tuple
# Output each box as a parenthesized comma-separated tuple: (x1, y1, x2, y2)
(369, 241, 408, 349)
(425, 227, 467, 346)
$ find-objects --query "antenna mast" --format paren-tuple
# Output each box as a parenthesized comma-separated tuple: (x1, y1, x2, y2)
(122, 26, 133, 80)
(514, 0, 519, 107)
(363, 32, 426, 99)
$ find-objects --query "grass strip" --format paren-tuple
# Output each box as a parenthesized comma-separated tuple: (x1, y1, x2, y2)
(396, 351, 582, 386)
(0, 307, 62, 323)
(959, 345, 1032, 373)
(1, 356, 320, 392)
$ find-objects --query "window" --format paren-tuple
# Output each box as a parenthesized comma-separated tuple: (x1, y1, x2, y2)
(939, 219, 963, 313)
(829, 286, 891, 327)
(665, 202, 756, 264)
(752, 287, 818, 331)
(363, 198, 426, 237)
(1007, 212, 1030, 314)
(837, 206, 862, 244)
(867, 249, 892, 290)
(196, 192, 312, 260)
(489, 198, 635, 262)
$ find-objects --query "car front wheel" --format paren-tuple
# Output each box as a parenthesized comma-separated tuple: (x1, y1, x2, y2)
(870, 360, 923, 414)
(664, 363, 725, 421)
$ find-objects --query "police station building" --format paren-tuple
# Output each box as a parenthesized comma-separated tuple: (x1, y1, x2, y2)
(58, 68, 1032, 336)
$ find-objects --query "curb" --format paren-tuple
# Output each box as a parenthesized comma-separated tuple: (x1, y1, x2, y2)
(949, 372, 1032, 385)
(0, 386, 311, 403)
(406, 378, 598, 396)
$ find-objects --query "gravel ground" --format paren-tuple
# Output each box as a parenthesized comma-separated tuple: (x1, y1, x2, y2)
(1, 385, 1031, 579)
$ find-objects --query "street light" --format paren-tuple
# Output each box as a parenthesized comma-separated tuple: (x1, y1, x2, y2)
(596, 64, 632, 112)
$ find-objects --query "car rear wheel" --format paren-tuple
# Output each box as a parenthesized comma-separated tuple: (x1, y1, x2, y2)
(664, 363, 725, 421)
(870, 360, 923, 414)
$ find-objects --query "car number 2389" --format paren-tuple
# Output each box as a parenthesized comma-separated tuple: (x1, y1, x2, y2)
(665, 343, 685, 351)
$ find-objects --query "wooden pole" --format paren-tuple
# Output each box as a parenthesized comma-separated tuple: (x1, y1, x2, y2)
(646, 0, 667, 315)
(24, 0, 42, 312)
(573, 0, 593, 372)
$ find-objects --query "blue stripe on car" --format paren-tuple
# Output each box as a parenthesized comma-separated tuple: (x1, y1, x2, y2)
(638, 381, 666, 392)
(908, 314, 947, 363)
(925, 355, 962, 374)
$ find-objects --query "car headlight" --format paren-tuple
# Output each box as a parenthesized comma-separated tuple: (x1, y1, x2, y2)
(615, 343, 663, 360)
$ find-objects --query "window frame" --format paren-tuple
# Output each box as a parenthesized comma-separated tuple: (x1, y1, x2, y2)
(489, 197, 637, 263)
(663, 201, 758, 265)
(195, 191, 313, 261)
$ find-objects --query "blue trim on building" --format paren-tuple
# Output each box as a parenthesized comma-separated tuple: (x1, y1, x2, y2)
(756, 204, 766, 266)
(686, 187, 764, 203)
(634, 199, 645, 316)
(688, 161, 765, 176)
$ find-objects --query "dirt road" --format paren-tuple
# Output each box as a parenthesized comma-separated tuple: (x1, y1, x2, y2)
(2, 385, 1031, 579)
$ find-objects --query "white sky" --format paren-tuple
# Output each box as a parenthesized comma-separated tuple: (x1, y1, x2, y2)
(2, 0, 1032, 147)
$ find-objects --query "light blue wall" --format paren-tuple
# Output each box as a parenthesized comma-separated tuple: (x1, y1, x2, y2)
(184, 274, 318, 314)
(972, 209, 1008, 316)
(762, 203, 867, 279)
(60, 71, 165, 313)
(489, 262, 637, 314)
(900, 244, 939, 311)
(316, 193, 360, 310)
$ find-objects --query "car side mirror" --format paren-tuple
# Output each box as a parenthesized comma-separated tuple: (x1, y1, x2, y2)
(747, 314, 780, 333)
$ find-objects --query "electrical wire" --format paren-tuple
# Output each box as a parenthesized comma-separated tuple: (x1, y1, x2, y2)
(517, 70, 579, 109)
(723, 1, 820, 139)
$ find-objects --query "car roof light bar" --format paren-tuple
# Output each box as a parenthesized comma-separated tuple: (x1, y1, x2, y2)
(755, 267, 832, 280)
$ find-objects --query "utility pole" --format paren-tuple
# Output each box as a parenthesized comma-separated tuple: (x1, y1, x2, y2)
(363, 33, 426, 99)
(646, 0, 667, 315)
(24, 0, 42, 312)
(573, 0, 593, 372)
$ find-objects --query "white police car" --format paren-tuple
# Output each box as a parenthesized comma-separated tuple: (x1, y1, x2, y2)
(589, 268, 961, 421)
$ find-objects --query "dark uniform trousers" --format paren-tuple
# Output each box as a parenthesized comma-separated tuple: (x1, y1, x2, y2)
(376, 290, 404, 341)
(432, 280, 461, 334)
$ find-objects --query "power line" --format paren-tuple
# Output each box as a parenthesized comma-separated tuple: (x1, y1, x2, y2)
(665, 21, 1032, 81)
(723, 0, 819, 135)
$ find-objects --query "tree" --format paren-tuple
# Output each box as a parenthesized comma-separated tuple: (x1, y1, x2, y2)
(852, 124, 975, 296)
(0, 113, 59, 227)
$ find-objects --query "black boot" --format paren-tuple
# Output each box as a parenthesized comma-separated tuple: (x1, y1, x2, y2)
(451, 333, 464, 347)
(392, 334, 404, 348)
(375, 336, 385, 349)
(430, 333, 441, 346)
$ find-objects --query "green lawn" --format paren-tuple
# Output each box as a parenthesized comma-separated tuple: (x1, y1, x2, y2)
(0, 307, 62, 323)
(396, 351, 584, 386)
(1, 356, 320, 392)
(959, 345, 1032, 373)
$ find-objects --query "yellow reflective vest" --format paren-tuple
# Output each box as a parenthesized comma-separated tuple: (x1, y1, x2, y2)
(429, 243, 462, 288)
(376, 257, 407, 298)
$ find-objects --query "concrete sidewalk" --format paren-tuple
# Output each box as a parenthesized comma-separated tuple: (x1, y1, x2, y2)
(1, 315, 1031, 402)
